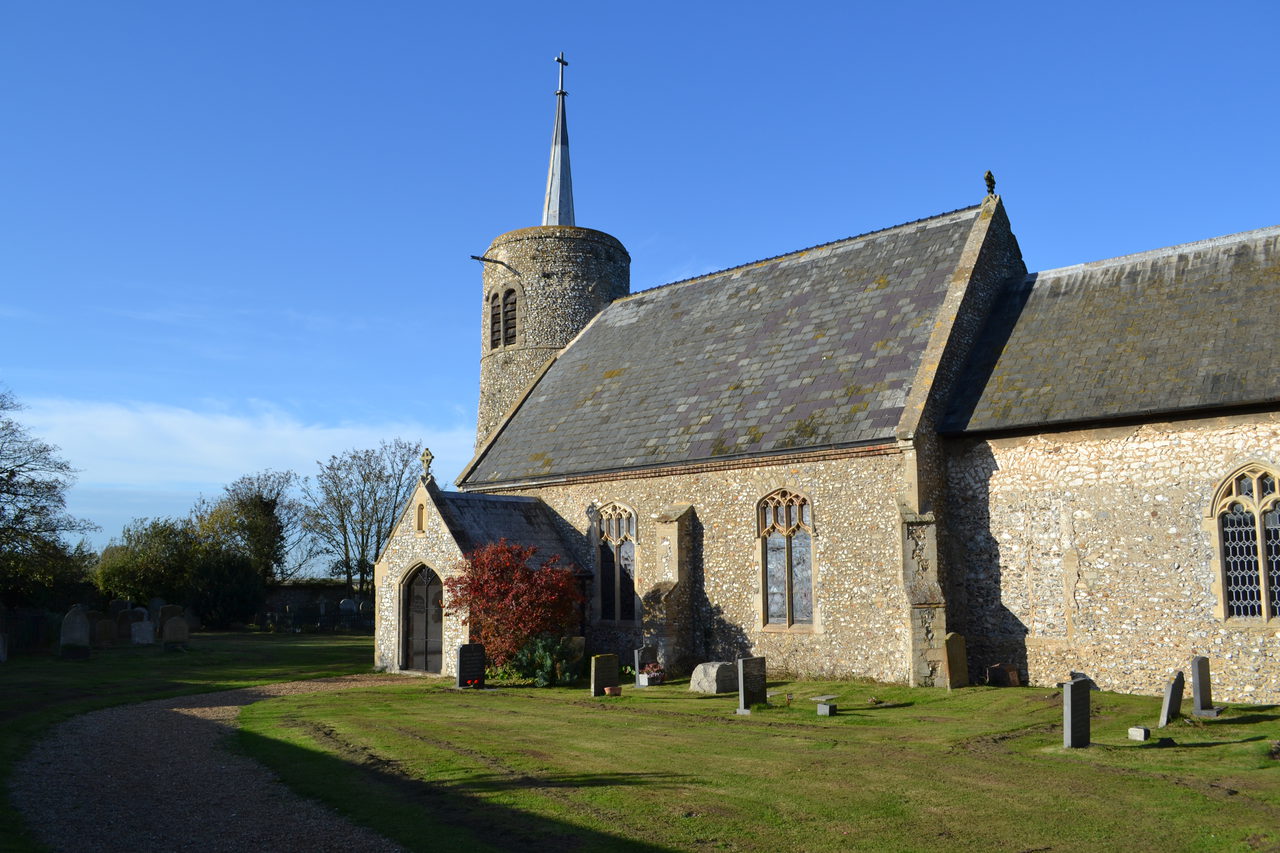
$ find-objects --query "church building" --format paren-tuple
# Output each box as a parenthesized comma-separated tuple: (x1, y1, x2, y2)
(373, 58, 1280, 704)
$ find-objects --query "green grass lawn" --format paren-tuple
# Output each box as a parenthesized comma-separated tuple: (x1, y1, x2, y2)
(0, 632, 374, 851)
(238, 678, 1280, 853)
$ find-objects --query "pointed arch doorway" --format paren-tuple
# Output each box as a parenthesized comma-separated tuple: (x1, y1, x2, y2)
(403, 566, 443, 672)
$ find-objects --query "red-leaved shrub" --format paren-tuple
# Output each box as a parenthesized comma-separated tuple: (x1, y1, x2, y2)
(443, 540, 583, 666)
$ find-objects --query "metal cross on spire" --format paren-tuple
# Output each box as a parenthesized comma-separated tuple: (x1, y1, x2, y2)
(541, 52, 575, 226)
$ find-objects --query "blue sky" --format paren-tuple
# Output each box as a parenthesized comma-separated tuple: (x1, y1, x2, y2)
(3, 2, 1277, 550)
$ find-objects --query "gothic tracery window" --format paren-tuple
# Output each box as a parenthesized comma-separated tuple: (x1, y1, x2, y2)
(759, 489, 813, 627)
(1213, 464, 1280, 620)
(597, 503, 637, 623)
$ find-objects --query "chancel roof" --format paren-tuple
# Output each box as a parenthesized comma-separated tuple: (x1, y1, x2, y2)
(433, 490, 579, 568)
(944, 225, 1280, 433)
(462, 207, 983, 486)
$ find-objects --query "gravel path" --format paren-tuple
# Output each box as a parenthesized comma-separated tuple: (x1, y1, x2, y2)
(10, 675, 406, 853)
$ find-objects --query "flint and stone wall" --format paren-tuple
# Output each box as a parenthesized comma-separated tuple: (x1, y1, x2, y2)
(481, 448, 918, 683)
(477, 226, 630, 446)
(372, 484, 468, 676)
(946, 411, 1280, 704)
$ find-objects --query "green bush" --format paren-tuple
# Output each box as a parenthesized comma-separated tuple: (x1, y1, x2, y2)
(510, 635, 583, 687)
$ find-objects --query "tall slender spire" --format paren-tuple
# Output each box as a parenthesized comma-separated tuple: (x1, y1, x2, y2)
(541, 52, 575, 226)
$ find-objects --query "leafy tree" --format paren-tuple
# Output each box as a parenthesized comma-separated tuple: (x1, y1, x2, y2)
(193, 469, 318, 585)
(0, 537, 97, 610)
(95, 516, 263, 627)
(0, 390, 97, 608)
(303, 439, 422, 596)
(443, 540, 584, 667)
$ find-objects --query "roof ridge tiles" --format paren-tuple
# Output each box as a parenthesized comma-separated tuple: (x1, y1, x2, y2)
(621, 204, 982, 300)
(1031, 222, 1280, 279)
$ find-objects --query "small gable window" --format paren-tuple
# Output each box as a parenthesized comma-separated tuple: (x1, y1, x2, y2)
(488, 289, 520, 350)
(597, 503, 638, 623)
(415, 503, 425, 534)
(1212, 464, 1280, 621)
(758, 489, 813, 627)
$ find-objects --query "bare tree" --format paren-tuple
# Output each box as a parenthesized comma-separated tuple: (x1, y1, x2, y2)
(302, 439, 422, 596)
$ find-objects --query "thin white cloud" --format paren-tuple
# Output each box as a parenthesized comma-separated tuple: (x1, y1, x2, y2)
(21, 397, 476, 544)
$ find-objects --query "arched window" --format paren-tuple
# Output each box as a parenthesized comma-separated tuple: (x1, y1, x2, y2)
(415, 503, 425, 534)
(759, 489, 813, 627)
(488, 293, 502, 349)
(1212, 464, 1280, 620)
(502, 289, 518, 346)
(597, 503, 637, 623)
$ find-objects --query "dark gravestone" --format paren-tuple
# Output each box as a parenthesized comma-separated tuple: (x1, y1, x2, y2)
(456, 643, 486, 688)
(162, 616, 190, 652)
(158, 605, 183, 635)
(60, 607, 91, 659)
(115, 611, 133, 640)
(943, 632, 969, 689)
(148, 597, 165, 626)
(736, 656, 767, 715)
(1190, 656, 1221, 718)
(1158, 670, 1185, 728)
(1063, 678, 1091, 748)
(93, 618, 115, 649)
(634, 646, 658, 687)
(590, 654, 620, 697)
(131, 620, 156, 645)
(130, 606, 147, 623)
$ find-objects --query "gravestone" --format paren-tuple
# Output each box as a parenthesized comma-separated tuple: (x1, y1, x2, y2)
(108, 599, 129, 618)
(93, 618, 115, 648)
(456, 643, 486, 689)
(817, 703, 837, 716)
(986, 663, 1021, 687)
(131, 620, 156, 645)
(689, 662, 738, 694)
(158, 605, 183, 634)
(130, 606, 147, 622)
(162, 616, 190, 652)
(60, 607, 91, 659)
(590, 654, 620, 697)
(148, 597, 165, 625)
(1063, 677, 1091, 748)
(85, 610, 103, 630)
(115, 611, 133, 640)
(1128, 726, 1150, 741)
(634, 646, 658, 687)
(1190, 656, 1221, 718)
(943, 632, 969, 689)
(736, 656, 767, 715)
(1158, 670, 1185, 727)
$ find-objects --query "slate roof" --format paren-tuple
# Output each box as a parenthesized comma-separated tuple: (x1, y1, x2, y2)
(433, 490, 579, 567)
(462, 207, 983, 486)
(944, 225, 1280, 433)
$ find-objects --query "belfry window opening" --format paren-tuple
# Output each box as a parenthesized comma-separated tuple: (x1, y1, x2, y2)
(489, 289, 519, 350)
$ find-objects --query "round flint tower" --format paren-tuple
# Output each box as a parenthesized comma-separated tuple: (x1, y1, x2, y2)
(475, 54, 630, 448)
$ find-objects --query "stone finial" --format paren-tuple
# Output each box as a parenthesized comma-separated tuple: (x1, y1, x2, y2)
(585, 501, 601, 525)
(984, 170, 996, 196)
(420, 448, 434, 480)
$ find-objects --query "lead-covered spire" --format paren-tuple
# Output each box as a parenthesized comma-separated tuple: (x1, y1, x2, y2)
(541, 52, 574, 226)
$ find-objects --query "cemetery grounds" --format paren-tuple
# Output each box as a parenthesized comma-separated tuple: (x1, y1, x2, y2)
(2, 633, 1278, 852)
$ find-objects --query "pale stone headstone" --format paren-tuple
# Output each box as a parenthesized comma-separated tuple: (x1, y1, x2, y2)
(689, 662, 738, 694)
(131, 620, 156, 645)
(1190, 656, 1221, 718)
(634, 646, 658, 687)
(60, 607, 91, 659)
(115, 611, 133, 640)
(1128, 726, 1151, 741)
(943, 632, 969, 689)
(158, 605, 183, 634)
(456, 643, 486, 689)
(817, 703, 838, 716)
(1158, 670, 1185, 727)
(1063, 677, 1091, 748)
(590, 654, 620, 697)
(736, 656, 767, 715)
(93, 618, 115, 648)
(162, 616, 190, 652)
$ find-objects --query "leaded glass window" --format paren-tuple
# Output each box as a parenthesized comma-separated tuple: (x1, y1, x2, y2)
(758, 489, 813, 627)
(597, 503, 638, 623)
(1213, 465, 1280, 620)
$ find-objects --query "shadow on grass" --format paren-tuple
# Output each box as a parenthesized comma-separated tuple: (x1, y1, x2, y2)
(237, 728, 682, 852)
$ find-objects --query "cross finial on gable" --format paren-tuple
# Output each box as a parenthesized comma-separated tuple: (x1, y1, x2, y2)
(984, 170, 996, 197)
(421, 448, 434, 480)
